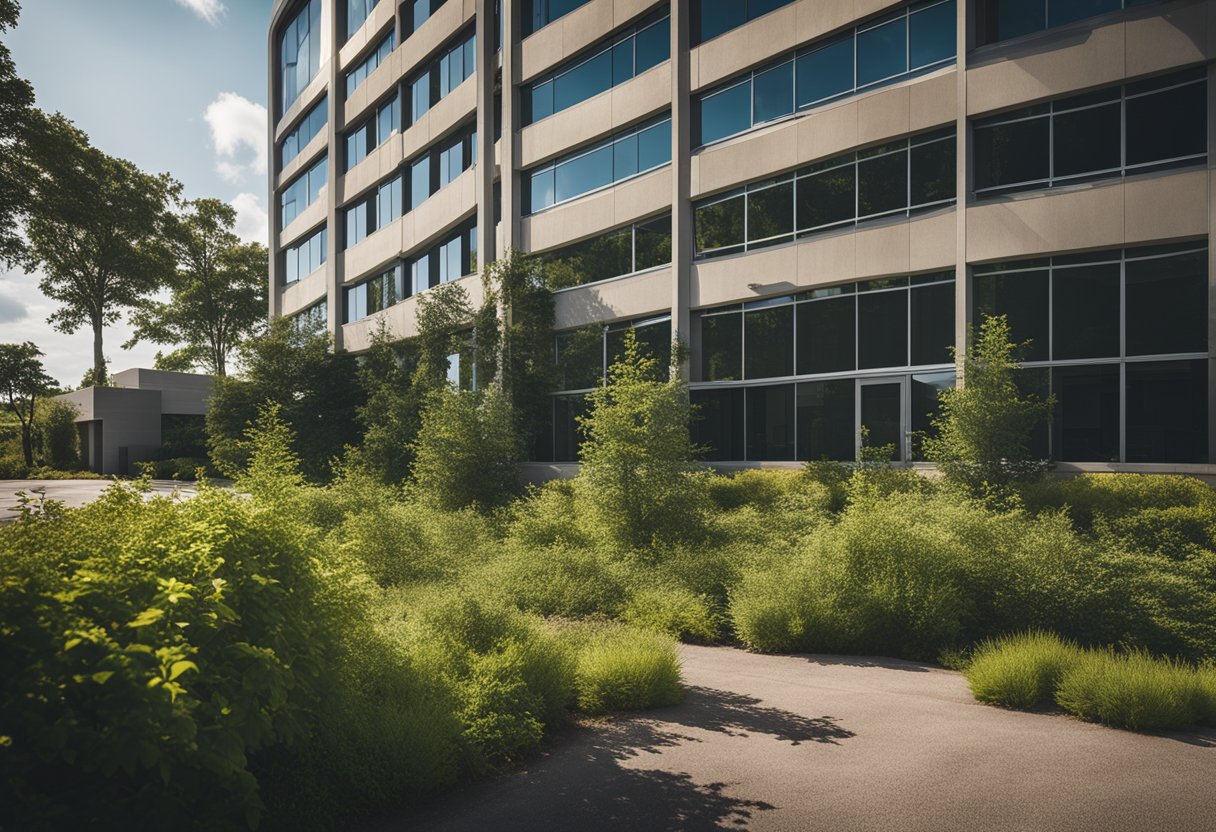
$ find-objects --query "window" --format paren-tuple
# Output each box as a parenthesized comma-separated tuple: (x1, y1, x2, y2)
(746, 385, 796, 460)
(694, 129, 955, 258)
(536, 214, 671, 289)
(404, 123, 476, 210)
(554, 316, 672, 392)
(692, 0, 795, 45)
(744, 299, 794, 379)
(347, 31, 396, 97)
(700, 308, 742, 381)
(342, 173, 402, 248)
(973, 69, 1206, 196)
(974, 244, 1209, 463)
(347, 0, 381, 39)
(279, 0, 322, 114)
(694, 1, 956, 146)
(405, 0, 448, 36)
(523, 116, 672, 213)
(691, 388, 746, 461)
(524, 16, 670, 125)
(407, 221, 478, 294)
(408, 30, 475, 125)
(344, 264, 405, 324)
(345, 93, 401, 171)
(797, 290, 855, 375)
(797, 379, 856, 461)
(293, 299, 328, 334)
(281, 96, 327, 170)
(284, 227, 327, 284)
(523, 0, 592, 37)
(280, 156, 327, 230)
(977, 0, 1163, 46)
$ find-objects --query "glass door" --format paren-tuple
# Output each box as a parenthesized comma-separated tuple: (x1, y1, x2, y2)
(857, 377, 906, 461)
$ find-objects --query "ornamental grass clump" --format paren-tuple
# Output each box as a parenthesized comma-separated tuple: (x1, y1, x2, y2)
(565, 622, 684, 715)
(965, 631, 1083, 709)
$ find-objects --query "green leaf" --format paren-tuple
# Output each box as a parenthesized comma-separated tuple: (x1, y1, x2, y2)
(64, 637, 83, 651)
(127, 607, 165, 628)
(92, 670, 115, 684)
(169, 660, 199, 681)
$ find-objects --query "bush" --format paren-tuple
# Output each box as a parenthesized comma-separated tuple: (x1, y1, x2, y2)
(1023, 473, 1216, 530)
(0, 454, 29, 478)
(622, 584, 721, 643)
(34, 398, 79, 470)
(477, 542, 631, 619)
(965, 631, 1082, 709)
(564, 623, 684, 714)
(140, 456, 211, 481)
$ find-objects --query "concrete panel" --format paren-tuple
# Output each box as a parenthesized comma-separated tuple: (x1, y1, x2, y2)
(856, 84, 911, 148)
(966, 181, 1128, 263)
(340, 132, 405, 204)
(344, 49, 401, 128)
(112, 369, 213, 416)
(908, 211, 958, 272)
(410, 167, 480, 249)
(554, 267, 673, 329)
(1123, 168, 1210, 244)
(521, 166, 672, 251)
(341, 273, 485, 350)
(280, 267, 329, 318)
(1125, 1, 1209, 79)
(519, 0, 661, 83)
(518, 61, 671, 167)
(275, 69, 329, 141)
(280, 194, 328, 249)
(908, 70, 958, 134)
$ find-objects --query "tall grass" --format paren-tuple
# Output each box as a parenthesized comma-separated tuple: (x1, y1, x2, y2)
(561, 622, 685, 715)
(966, 632, 1082, 709)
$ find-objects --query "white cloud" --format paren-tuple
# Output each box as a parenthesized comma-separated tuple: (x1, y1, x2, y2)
(175, 0, 227, 26)
(204, 92, 267, 186)
(231, 193, 269, 246)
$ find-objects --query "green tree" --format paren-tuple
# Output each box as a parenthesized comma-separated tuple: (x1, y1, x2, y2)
(924, 314, 1054, 496)
(413, 281, 473, 390)
(351, 323, 423, 485)
(79, 360, 109, 389)
(21, 111, 179, 385)
(576, 330, 706, 550)
(34, 397, 79, 469)
(125, 199, 268, 376)
(0, 341, 55, 467)
(0, 1, 34, 266)
(411, 386, 520, 511)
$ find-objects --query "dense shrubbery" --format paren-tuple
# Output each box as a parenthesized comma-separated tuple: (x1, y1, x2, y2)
(966, 632, 1216, 731)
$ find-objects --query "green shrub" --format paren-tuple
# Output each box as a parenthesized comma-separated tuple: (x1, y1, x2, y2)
(965, 631, 1082, 708)
(565, 623, 684, 714)
(140, 456, 211, 480)
(34, 398, 79, 470)
(338, 500, 494, 587)
(1023, 473, 1216, 529)
(505, 479, 590, 550)
(1094, 505, 1216, 559)
(1055, 649, 1205, 731)
(477, 543, 631, 619)
(0, 454, 27, 479)
(622, 584, 721, 643)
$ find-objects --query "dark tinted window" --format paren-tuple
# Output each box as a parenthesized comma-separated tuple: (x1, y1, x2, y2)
(796, 38, 853, 107)
(695, 195, 746, 254)
(860, 381, 904, 460)
(910, 136, 955, 205)
(635, 215, 673, 271)
(556, 328, 605, 390)
(1049, 0, 1120, 27)
(1052, 364, 1120, 461)
(753, 61, 794, 124)
(796, 296, 855, 374)
(909, 0, 956, 68)
(1125, 80, 1207, 168)
(1053, 102, 1121, 179)
(696, 0, 747, 43)
(1052, 263, 1120, 359)
(797, 164, 855, 230)
(973, 270, 1050, 361)
(1125, 251, 1208, 356)
(1126, 360, 1208, 463)
(973, 115, 1050, 191)
(910, 281, 955, 366)
(797, 379, 855, 461)
(636, 18, 670, 73)
(553, 394, 589, 461)
(858, 290, 908, 369)
(701, 312, 742, 381)
(748, 180, 795, 243)
(692, 388, 746, 461)
(700, 82, 751, 144)
(857, 15, 907, 87)
(744, 305, 794, 379)
(746, 384, 796, 460)
(857, 147, 908, 218)
(910, 371, 955, 460)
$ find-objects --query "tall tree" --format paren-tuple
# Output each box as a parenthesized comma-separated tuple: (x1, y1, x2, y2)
(21, 111, 179, 385)
(0, 1, 35, 266)
(0, 341, 55, 467)
(125, 199, 268, 376)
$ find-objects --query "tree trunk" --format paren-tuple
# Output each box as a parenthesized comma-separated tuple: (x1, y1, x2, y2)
(20, 423, 33, 468)
(92, 319, 105, 385)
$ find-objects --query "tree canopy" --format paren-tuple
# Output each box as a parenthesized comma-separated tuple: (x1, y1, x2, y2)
(0, 1, 34, 267)
(0, 341, 56, 467)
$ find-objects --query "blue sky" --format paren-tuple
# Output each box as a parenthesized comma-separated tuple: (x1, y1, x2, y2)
(0, 0, 275, 386)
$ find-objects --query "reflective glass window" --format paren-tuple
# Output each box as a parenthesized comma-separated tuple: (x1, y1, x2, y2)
(691, 388, 746, 461)
(638, 120, 672, 170)
(753, 61, 794, 124)
(857, 16, 907, 87)
(410, 155, 430, 209)
(796, 38, 854, 107)
(910, 135, 955, 205)
(857, 289, 908, 369)
(699, 82, 751, 145)
(796, 296, 855, 375)
(909, 1, 955, 69)
(613, 133, 638, 181)
(1053, 101, 1121, 179)
(554, 50, 611, 112)
(973, 270, 1050, 361)
(744, 304, 794, 379)
(1052, 263, 1120, 359)
(910, 371, 955, 460)
(796, 380, 855, 461)
(910, 281, 954, 366)
(797, 164, 855, 230)
(701, 312, 742, 381)
(528, 168, 555, 213)
(696, 0, 747, 44)
(695, 195, 745, 254)
(279, 0, 321, 114)
(346, 0, 380, 39)
(553, 394, 589, 461)
(635, 18, 669, 73)
(1049, 0, 1121, 27)
(1125, 250, 1207, 356)
(555, 145, 613, 203)
(857, 146, 908, 218)
(635, 215, 673, 271)
(973, 114, 1050, 191)
(556, 328, 604, 390)
(1125, 79, 1207, 168)
(746, 384, 796, 460)
(1126, 360, 1208, 463)
(1052, 364, 1120, 462)
(747, 180, 795, 244)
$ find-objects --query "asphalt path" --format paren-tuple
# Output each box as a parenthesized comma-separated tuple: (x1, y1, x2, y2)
(381, 644, 1216, 832)
(0, 479, 200, 518)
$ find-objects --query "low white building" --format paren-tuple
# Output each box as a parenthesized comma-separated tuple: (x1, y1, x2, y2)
(55, 369, 213, 475)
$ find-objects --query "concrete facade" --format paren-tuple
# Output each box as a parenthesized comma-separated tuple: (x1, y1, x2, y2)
(55, 369, 213, 475)
(269, 0, 1216, 470)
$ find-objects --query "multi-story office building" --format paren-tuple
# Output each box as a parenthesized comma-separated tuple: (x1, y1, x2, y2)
(268, 0, 1216, 471)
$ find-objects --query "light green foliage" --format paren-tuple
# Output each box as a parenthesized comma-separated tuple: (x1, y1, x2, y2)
(925, 315, 1053, 496)
(965, 631, 1083, 708)
(622, 584, 721, 643)
(33, 397, 78, 470)
(234, 401, 305, 501)
(576, 329, 708, 549)
(412, 282, 473, 391)
(352, 324, 423, 485)
(411, 386, 520, 512)
(967, 633, 1216, 731)
(477, 542, 632, 619)
(1023, 473, 1216, 531)
(0, 341, 55, 467)
(562, 622, 684, 715)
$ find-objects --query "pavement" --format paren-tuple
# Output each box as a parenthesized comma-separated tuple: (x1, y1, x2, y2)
(0, 479, 200, 518)
(379, 644, 1216, 832)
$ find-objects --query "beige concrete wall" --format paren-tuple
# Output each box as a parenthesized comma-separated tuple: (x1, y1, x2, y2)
(518, 60, 672, 167)
(341, 272, 486, 350)
(520, 166, 672, 251)
(280, 267, 330, 318)
(338, 0, 396, 70)
(518, 0, 664, 83)
(276, 70, 329, 141)
(280, 191, 329, 249)
(554, 266, 673, 328)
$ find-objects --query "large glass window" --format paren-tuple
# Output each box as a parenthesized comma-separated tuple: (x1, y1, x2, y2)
(284, 227, 327, 284)
(978, 0, 1163, 46)
(408, 30, 475, 126)
(858, 282, 909, 369)
(693, 0, 795, 45)
(344, 263, 405, 323)
(691, 388, 746, 461)
(523, 0, 593, 37)
(279, 0, 322, 115)
(974, 243, 1209, 463)
(796, 379, 856, 461)
(345, 93, 401, 171)
(342, 173, 403, 248)
(346, 31, 396, 98)
(973, 69, 1206, 196)
(406, 0, 448, 36)
(695, 130, 955, 258)
(694, 1, 956, 146)
(524, 116, 672, 213)
(281, 96, 327, 171)
(797, 290, 855, 375)
(746, 384, 796, 460)
(407, 221, 478, 294)
(293, 299, 328, 334)
(524, 16, 670, 125)
(700, 309, 742, 381)
(536, 214, 672, 290)
(554, 316, 673, 393)
(280, 156, 327, 230)
(744, 299, 794, 379)
(346, 0, 381, 39)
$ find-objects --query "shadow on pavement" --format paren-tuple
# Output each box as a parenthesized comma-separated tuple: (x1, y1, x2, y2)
(797, 653, 936, 673)
(376, 686, 852, 832)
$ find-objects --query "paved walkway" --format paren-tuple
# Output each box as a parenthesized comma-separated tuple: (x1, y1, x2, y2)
(382, 645, 1216, 832)
(0, 479, 200, 518)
